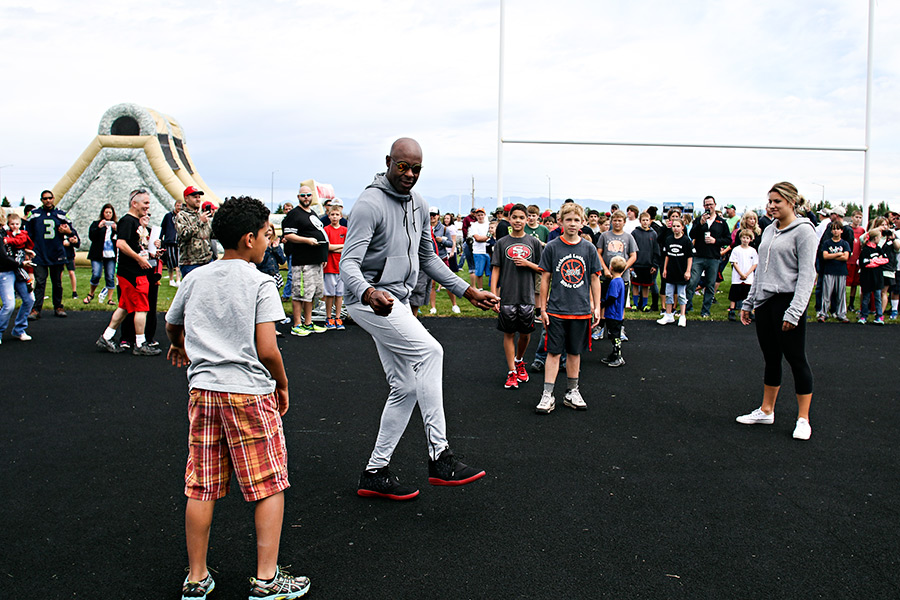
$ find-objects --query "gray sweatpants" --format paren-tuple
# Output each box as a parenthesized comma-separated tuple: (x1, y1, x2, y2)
(818, 273, 847, 320)
(348, 301, 450, 469)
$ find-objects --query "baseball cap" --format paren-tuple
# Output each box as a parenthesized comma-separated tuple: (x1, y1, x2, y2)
(331, 198, 343, 207)
(429, 206, 440, 215)
(183, 185, 204, 198)
(503, 202, 514, 212)
(831, 206, 845, 216)
(475, 207, 486, 214)
(817, 208, 830, 216)
(724, 203, 735, 209)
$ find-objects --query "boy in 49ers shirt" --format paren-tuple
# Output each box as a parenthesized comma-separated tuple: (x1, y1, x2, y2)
(535, 202, 602, 414)
(491, 203, 542, 389)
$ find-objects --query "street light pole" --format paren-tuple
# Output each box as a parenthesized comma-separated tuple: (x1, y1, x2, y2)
(546, 175, 551, 210)
(811, 182, 825, 206)
(271, 170, 278, 212)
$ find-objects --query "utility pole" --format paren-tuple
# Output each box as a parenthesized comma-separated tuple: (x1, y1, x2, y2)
(271, 170, 278, 212)
(471, 175, 475, 210)
(547, 175, 551, 209)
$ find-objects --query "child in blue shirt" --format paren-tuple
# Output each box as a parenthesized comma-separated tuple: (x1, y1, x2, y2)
(601, 256, 627, 367)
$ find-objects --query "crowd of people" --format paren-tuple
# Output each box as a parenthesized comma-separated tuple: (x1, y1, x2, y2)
(2, 141, 899, 599)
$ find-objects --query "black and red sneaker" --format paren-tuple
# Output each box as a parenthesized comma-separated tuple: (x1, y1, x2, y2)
(515, 360, 529, 383)
(504, 371, 519, 389)
(428, 449, 485, 486)
(357, 467, 420, 500)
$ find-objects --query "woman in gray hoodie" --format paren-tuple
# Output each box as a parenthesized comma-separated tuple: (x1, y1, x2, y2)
(736, 182, 817, 441)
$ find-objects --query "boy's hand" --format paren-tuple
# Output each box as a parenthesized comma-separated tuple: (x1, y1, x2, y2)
(167, 345, 190, 367)
(540, 309, 550, 328)
(684, 270, 690, 281)
(276, 386, 289, 416)
(592, 307, 602, 328)
(662, 268, 667, 279)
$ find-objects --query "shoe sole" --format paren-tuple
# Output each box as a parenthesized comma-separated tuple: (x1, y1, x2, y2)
(607, 361, 625, 368)
(290, 331, 311, 337)
(504, 383, 518, 389)
(563, 400, 587, 411)
(428, 470, 486, 486)
(735, 418, 774, 425)
(357, 488, 420, 500)
(535, 404, 555, 414)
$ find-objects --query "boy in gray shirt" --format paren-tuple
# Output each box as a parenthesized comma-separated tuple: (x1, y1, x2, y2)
(166, 197, 310, 600)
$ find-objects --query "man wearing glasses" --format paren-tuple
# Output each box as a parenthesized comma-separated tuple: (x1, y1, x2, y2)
(175, 186, 213, 279)
(26, 190, 77, 319)
(281, 185, 328, 336)
(686, 195, 731, 317)
(341, 137, 499, 501)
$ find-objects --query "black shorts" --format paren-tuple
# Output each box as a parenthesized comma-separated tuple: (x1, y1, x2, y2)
(497, 304, 536, 334)
(605, 318, 623, 341)
(545, 315, 590, 355)
(632, 266, 653, 286)
(728, 283, 751, 302)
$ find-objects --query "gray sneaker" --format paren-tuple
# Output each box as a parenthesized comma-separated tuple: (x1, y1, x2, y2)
(607, 356, 625, 368)
(563, 387, 587, 410)
(96, 336, 122, 353)
(535, 390, 555, 414)
(133, 342, 162, 356)
(249, 565, 310, 599)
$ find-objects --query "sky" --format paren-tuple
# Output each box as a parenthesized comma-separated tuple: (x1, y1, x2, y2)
(1, 0, 898, 216)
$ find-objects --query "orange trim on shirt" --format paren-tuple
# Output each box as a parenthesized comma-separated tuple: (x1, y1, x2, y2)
(547, 312, 591, 320)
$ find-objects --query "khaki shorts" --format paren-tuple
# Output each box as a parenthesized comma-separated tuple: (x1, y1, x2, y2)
(292, 264, 325, 302)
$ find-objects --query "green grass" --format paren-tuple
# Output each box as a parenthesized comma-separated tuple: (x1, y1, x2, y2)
(44, 263, 883, 324)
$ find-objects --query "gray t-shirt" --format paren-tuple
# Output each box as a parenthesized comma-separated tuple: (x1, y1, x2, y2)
(538, 236, 602, 317)
(595, 230, 638, 282)
(166, 259, 286, 394)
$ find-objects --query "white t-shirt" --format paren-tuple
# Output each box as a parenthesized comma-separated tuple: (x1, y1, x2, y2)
(470, 220, 490, 255)
(445, 224, 458, 255)
(623, 218, 640, 234)
(166, 259, 287, 394)
(729, 245, 759, 285)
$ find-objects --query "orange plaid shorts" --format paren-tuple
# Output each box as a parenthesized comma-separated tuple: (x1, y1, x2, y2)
(185, 388, 290, 502)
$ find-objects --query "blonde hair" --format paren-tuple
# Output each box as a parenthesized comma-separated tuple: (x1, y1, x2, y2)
(769, 181, 808, 215)
(558, 202, 585, 222)
(739, 211, 761, 237)
(738, 228, 755, 241)
(609, 256, 627, 274)
(0, 210, 6, 227)
(610, 209, 626, 221)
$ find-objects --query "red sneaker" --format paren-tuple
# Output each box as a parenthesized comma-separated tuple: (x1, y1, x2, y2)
(504, 371, 519, 389)
(515, 360, 529, 382)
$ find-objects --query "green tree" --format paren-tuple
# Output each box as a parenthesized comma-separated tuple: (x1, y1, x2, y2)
(1, 196, 9, 207)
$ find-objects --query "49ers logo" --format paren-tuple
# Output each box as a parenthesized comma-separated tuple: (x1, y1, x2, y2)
(505, 243, 533, 261)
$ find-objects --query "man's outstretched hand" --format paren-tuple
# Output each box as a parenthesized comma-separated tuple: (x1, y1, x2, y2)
(464, 287, 500, 312)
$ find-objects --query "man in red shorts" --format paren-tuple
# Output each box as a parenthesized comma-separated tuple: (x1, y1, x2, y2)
(96, 189, 161, 356)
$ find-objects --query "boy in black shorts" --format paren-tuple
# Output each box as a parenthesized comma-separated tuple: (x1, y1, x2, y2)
(491, 204, 542, 389)
(535, 202, 602, 413)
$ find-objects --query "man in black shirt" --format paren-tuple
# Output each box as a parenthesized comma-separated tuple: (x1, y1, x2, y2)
(686, 195, 731, 316)
(282, 185, 328, 335)
(96, 189, 161, 355)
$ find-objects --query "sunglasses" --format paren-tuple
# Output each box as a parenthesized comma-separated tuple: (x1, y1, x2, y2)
(41, 196, 54, 201)
(298, 193, 313, 198)
(391, 159, 422, 175)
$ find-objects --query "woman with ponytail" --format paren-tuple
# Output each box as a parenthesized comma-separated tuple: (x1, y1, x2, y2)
(736, 182, 818, 440)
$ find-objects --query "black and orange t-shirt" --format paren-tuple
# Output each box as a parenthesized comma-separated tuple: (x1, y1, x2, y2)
(538, 236, 601, 318)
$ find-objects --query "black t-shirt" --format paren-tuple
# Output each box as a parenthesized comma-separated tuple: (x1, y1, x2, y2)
(821, 239, 851, 276)
(491, 234, 542, 305)
(662, 235, 693, 285)
(116, 214, 152, 281)
(282, 207, 328, 265)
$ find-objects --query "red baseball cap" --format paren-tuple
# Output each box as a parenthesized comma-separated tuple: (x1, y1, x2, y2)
(503, 203, 514, 212)
(183, 186, 204, 198)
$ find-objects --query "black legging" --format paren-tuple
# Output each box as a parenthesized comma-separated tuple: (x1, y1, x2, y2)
(754, 293, 813, 394)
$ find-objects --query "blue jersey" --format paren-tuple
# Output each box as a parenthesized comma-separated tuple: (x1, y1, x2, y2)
(26, 206, 72, 266)
(604, 277, 626, 321)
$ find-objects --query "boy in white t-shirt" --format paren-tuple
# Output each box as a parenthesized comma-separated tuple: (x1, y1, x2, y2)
(468, 207, 491, 290)
(727, 229, 758, 321)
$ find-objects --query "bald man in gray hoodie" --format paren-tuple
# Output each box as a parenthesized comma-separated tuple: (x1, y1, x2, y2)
(341, 138, 498, 500)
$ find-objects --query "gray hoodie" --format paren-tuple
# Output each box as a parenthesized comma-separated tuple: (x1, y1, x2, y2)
(340, 174, 470, 306)
(744, 216, 817, 325)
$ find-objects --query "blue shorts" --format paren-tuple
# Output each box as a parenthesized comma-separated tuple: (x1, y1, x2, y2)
(474, 254, 490, 277)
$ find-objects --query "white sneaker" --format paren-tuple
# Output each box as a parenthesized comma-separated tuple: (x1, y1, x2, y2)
(429, 307, 437, 315)
(16, 333, 32, 341)
(563, 388, 587, 410)
(535, 390, 555, 414)
(736, 407, 774, 425)
(97, 288, 109, 302)
(451, 305, 461, 314)
(677, 315, 686, 327)
(657, 314, 675, 325)
(620, 327, 628, 342)
(793, 418, 812, 440)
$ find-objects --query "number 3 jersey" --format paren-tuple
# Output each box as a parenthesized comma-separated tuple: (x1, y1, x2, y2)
(538, 236, 601, 318)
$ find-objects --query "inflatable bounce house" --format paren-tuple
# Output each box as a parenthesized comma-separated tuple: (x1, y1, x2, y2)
(52, 103, 218, 243)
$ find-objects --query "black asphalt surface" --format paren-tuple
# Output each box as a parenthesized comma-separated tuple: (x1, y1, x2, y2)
(1, 312, 898, 599)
